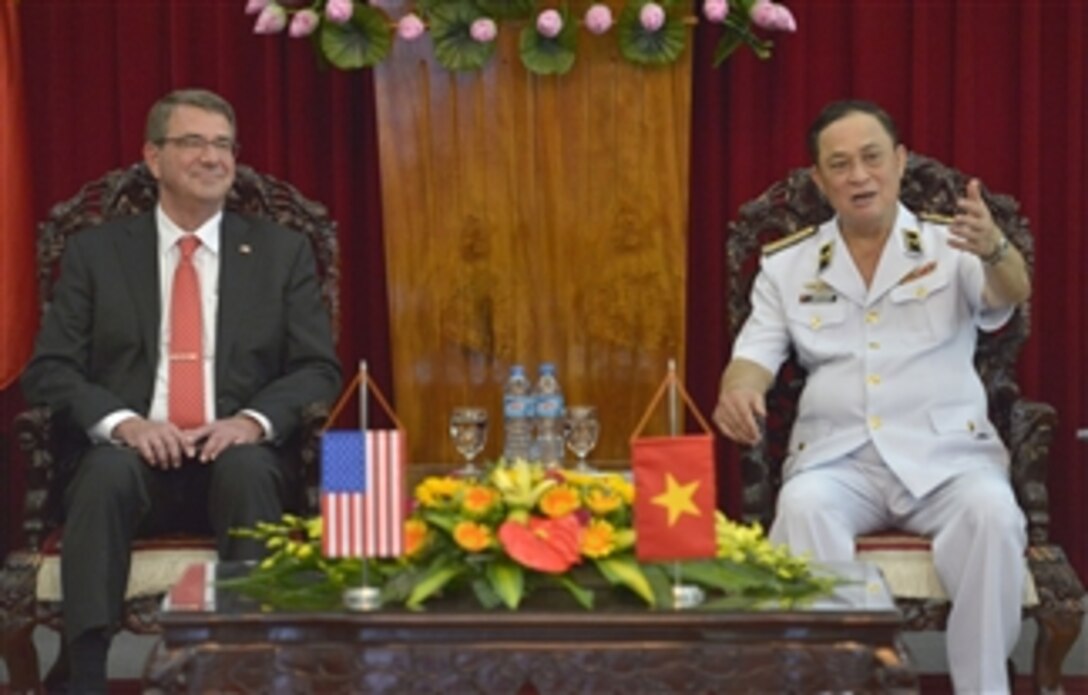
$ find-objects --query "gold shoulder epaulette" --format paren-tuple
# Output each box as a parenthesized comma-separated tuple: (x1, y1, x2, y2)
(919, 212, 955, 225)
(762, 226, 816, 256)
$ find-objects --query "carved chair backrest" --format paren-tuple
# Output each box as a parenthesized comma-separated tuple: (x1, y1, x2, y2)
(726, 153, 1034, 529)
(23, 163, 339, 547)
(35, 163, 340, 333)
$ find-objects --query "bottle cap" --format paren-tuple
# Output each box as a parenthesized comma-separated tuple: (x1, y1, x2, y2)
(539, 362, 556, 375)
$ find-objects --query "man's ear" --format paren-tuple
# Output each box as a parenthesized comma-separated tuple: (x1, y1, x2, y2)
(143, 142, 161, 179)
(894, 143, 908, 177)
(809, 166, 826, 197)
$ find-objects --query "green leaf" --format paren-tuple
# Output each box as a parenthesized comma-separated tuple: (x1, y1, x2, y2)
(473, 0, 534, 19)
(550, 573, 595, 610)
(422, 510, 459, 534)
(680, 558, 777, 592)
(713, 15, 774, 66)
(713, 28, 745, 67)
(617, 1, 688, 67)
(429, 1, 497, 72)
(519, 7, 577, 76)
(470, 576, 504, 609)
(318, 5, 393, 70)
(486, 557, 525, 609)
(406, 557, 466, 609)
(594, 555, 656, 606)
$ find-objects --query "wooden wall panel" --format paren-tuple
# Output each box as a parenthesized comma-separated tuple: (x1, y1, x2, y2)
(373, 1, 692, 465)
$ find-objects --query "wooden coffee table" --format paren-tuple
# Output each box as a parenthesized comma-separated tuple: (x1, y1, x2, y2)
(144, 560, 917, 693)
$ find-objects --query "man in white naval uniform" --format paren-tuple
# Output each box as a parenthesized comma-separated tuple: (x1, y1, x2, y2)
(713, 100, 1032, 695)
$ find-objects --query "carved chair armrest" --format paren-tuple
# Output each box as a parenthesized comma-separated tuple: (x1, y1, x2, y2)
(12, 406, 62, 553)
(298, 401, 331, 516)
(740, 442, 776, 529)
(1004, 398, 1057, 546)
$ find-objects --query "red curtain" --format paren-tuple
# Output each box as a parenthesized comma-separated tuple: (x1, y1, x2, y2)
(2, 0, 1085, 578)
(0, 0, 36, 390)
(687, 0, 1087, 576)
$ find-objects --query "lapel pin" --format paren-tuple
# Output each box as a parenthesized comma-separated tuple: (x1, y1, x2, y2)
(239, 244, 252, 255)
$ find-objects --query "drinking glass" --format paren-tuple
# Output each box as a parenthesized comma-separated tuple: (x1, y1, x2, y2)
(449, 406, 488, 476)
(564, 405, 600, 472)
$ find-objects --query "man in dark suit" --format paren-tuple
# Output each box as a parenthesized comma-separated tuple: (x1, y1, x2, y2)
(21, 88, 342, 692)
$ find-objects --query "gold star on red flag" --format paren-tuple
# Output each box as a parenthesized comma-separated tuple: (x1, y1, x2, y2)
(651, 473, 702, 526)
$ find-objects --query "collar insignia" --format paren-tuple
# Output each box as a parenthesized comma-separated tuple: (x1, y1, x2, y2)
(817, 240, 834, 273)
(903, 229, 923, 256)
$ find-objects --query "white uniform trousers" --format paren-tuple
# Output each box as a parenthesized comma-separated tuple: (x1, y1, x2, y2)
(769, 444, 1026, 695)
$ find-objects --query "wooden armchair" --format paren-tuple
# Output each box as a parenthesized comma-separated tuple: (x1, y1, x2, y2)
(726, 153, 1086, 692)
(0, 163, 340, 691)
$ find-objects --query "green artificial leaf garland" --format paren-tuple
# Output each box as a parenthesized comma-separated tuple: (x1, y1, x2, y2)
(519, 7, 578, 76)
(319, 4, 393, 70)
(429, 1, 497, 72)
(617, 0, 688, 67)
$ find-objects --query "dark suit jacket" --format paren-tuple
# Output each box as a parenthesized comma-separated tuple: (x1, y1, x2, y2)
(21, 210, 342, 446)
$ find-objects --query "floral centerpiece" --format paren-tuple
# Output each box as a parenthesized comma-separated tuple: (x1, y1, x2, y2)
(244, 0, 797, 75)
(226, 459, 835, 611)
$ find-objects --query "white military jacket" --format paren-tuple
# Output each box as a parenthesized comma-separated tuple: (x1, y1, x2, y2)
(733, 202, 1014, 498)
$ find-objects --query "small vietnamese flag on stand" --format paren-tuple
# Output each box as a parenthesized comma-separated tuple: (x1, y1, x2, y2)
(632, 437, 717, 561)
(630, 368, 718, 562)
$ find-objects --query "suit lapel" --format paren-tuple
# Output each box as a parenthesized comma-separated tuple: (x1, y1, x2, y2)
(216, 212, 255, 391)
(116, 214, 160, 363)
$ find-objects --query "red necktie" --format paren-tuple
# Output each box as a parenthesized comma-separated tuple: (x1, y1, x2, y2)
(169, 235, 205, 428)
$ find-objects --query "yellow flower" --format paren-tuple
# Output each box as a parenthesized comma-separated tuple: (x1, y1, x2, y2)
(453, 521, 493, 552)
(560, 471, 597, 487)
(404, 518, 429, 558)
(583, 486, 623, 515)
(461, 484, 500, 516)
(416, 476, 464, 508)
(607, 476, 635, 504)
(490, 458, 555, 508)
(539, 485, 582, 518)
(581, 519, 617, 558)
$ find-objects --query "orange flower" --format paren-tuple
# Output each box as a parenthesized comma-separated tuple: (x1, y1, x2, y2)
(461, 485, 500, 516)
(539, 485, 581, 518)
(498, 514, 583, 573)
(580, 519, 617, 558)
(453, 521, 493, 553)
(404, 518, 429, 558)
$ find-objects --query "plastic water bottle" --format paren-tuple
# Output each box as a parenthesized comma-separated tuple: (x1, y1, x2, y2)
(502, 365, 534, 462)
(533, 363, 565, 467)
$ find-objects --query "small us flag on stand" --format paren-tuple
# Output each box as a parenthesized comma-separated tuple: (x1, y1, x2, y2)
(321, 429, 406, 558)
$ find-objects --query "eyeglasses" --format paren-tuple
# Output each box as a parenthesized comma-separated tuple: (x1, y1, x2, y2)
(157, 134, 240, 157)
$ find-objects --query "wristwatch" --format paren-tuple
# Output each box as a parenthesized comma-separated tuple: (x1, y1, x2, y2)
(981, 236, 1010, 266)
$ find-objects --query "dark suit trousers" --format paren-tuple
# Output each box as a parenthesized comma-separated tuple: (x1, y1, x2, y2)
(60, 442, 294, 643)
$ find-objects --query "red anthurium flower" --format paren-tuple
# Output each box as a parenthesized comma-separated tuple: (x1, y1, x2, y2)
(499, 514, 584, 574)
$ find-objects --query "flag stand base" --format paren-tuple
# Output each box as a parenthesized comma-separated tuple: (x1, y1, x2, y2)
(343, 586, 381, 611)
(671, 584, 705, 609)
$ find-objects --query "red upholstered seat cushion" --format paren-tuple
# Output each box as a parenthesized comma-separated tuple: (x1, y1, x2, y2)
(855, 530, 932, 554)
(36, 528, 217, 602)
